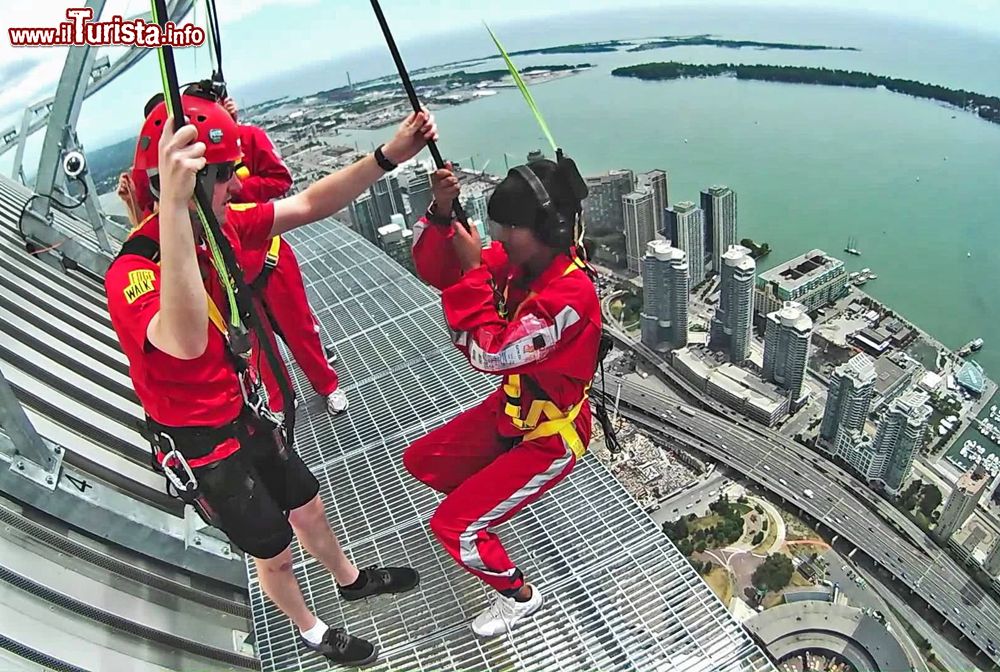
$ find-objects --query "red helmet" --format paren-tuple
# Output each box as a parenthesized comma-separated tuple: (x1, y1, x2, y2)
(133, 93, 241, 172)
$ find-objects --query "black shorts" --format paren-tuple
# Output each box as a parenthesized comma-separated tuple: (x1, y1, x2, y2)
(193, 427, 319, 559)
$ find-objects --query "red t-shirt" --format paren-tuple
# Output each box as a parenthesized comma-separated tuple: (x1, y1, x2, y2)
(105, 202, 275, 428)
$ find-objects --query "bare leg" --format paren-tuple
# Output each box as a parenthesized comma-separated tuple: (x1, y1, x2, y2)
(289, 494, 360, 586)
(254, 545, 317, 631)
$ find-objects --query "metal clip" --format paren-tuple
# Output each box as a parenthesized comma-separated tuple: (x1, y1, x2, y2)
(161, 442, 198, 495)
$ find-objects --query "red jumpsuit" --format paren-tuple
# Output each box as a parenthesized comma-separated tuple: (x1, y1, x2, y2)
(232, 125, 339, 409)
(404, 217, 603, 594)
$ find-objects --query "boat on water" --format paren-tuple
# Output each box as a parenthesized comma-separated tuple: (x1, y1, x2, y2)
(844, 236, 862, 256)
(971, 337, 984, 351)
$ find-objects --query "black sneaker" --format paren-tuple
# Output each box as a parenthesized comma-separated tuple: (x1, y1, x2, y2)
(301, 627, 378, 667)
(339, 566, 420, 602)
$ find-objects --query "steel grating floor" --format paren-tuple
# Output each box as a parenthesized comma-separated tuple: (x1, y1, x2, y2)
(249, 218, 774, 672)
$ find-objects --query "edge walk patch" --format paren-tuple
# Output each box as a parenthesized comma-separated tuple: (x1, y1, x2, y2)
(124, 269, 156, 304)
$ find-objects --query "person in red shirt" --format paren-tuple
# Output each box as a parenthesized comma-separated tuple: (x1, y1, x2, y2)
(221, 96, 348, 416)
(105, 91, 436, 667)
(403, 157, 602, 637)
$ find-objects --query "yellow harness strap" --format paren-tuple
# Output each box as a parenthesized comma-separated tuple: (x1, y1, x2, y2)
(501, 259, 591, 458)
(264, 236, 281, 269)
(206, 293, 228, 337)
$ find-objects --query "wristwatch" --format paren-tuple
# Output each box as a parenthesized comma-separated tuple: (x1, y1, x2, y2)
(425, 202, 453, 226)
(374, 144, 397, 172)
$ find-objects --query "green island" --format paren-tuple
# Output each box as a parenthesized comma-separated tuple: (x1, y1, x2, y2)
(627, 35, 857, 53)
(414, 63, 592, 87)
(611, 62, 1000, 125)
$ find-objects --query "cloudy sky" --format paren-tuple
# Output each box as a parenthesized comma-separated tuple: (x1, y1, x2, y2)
(1, 0, 998, 143)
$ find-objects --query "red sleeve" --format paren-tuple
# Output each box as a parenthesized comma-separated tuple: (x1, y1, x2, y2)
(235, 125, 293, 202)
(226, 201, 276, 252)
(411, 216, 508, 291)
(104, 255, 162, 353)
(442, 269, 595, 376)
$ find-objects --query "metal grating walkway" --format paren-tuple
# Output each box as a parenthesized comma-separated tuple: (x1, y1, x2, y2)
(251, 219, 774, 672)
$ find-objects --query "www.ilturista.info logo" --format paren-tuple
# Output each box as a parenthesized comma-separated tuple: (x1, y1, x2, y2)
(9, 8, 205, 48)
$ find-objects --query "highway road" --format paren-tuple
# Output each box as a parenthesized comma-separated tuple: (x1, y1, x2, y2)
(598, 369, 1000, 666)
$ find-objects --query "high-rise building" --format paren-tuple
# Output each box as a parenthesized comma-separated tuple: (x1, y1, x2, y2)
(376, 218, 415, 275)
(664, 202, 706, 284)
(711, 245, 755, 364)
(350, 191, 379, 244)
(638, 169, 669, 235)
(821, 353, 877, 455)
(876, 390, 932, 493)
(755, 249, 848, 318)
(763, 301, 813, 404)
(983, 535, 1000, 576)
(406, 168, 433, 226)
(583, 169, 634, 234)
(935, 464, 990, 542)
(370, 172, 405, 226)
(460, 189, 493, 235)
(640, 241, 689, 350)
(623, 189, 658, 274)
(701, 186, 737, 275)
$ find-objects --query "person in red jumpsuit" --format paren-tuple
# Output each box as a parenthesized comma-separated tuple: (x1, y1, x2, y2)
(403, 157, 601, 637)
(222, 97, 348, 416)
(105, 91, 437, 666)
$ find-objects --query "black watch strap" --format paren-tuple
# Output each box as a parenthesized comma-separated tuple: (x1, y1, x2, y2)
(425, 203, 453, 226)
(374, 144, 397, 172)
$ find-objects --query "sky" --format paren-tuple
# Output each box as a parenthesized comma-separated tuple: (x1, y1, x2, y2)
(1, 0, 999, 142)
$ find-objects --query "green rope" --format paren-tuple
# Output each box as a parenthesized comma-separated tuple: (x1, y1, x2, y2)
(151, 0, 241, 331)
(485, 23, 558, 154)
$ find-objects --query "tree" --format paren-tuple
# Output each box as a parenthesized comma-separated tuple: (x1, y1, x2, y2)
(695, 541, 707, 553)
(752, 531, 765, 545)
(919, 484, 944, 517)
(752, 554, 794, 593)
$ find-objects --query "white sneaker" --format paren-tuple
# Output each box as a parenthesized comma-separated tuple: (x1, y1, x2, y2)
(326, 389, 349, 415)
(471, 584, 543, 638)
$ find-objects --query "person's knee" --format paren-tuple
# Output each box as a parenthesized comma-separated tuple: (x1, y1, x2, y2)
(253, 543, 294, 569)
(288, 494, 326, 530)
(428, 504, 457, 542)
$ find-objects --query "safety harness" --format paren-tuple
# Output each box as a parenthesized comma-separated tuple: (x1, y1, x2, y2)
(249, 236, 282, 291)
(499, 260, 592, 458)
(117, 232, 287, 525)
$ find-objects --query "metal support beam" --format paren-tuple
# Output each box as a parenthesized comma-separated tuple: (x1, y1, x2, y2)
(18, 216, 113, 276)
(0, 430, 245, 587)
(0, 367, 60, 490)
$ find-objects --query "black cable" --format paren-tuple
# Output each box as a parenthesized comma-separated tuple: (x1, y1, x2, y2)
(368, 0, 471, 231)
(204, 0, 225, 93)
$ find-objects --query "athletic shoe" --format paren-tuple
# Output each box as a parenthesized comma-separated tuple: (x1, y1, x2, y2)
(471, 584, 544, 638)
(339, 566, 420, 602)
(300, 627, 378, 667)
(325, 345, 338, 364)
(326, 389, 349, 415)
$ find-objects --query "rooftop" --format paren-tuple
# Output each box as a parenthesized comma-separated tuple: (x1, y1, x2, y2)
(758, 249, 844, 292)
(250, 222, 774, 671)
(770, 301, 813, 333)
(872, 354, 908, 396)
(957, 360, 988, 395)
